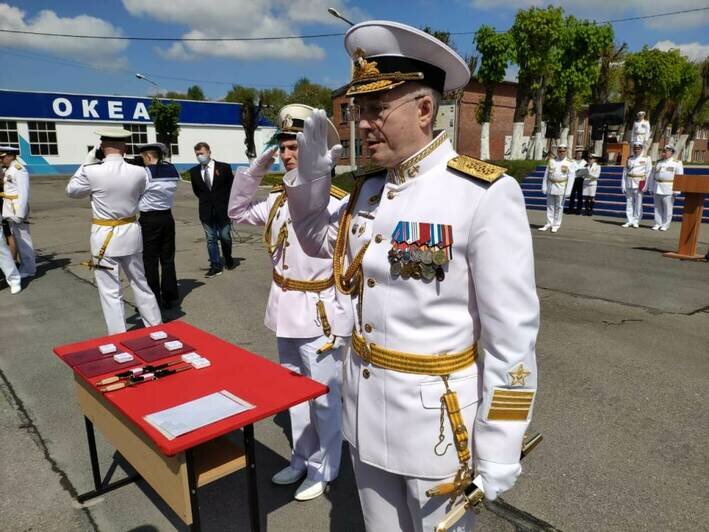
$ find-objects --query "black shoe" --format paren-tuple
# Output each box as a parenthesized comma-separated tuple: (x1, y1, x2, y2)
(205, 268, 223, 278)
(224, 258, 237, 270)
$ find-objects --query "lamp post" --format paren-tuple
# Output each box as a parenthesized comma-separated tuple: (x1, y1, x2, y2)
(135, 73, 161, 92)
(328, 8, 357, 172)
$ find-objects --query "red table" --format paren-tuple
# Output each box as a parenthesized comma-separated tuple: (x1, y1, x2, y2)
(54, 320, 327, 531)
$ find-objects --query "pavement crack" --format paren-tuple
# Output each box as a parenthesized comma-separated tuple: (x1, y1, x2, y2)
(485, 498, 561, 531)
(0, 366, 100, 532)
(602, 318, 644, 326)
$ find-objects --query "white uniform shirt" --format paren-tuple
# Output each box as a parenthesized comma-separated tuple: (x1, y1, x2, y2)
(228, 167, 353, 339)
(583, 162, 601, 196)
(646, 158, 684, 196)
(622, 154, 652, 193)
(631, 119, 651, 145)
(284, 132, 539, 479)
(67, 154, 148, 257)
(1, 161, 30, 220)
(574, 158, 588, 178)
(542, 157, 576, 196)
(139, 163, 180, 212)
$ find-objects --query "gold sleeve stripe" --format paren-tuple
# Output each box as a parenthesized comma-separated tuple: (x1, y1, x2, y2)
(488, 409, 530, 421)
(491, 401, 532, 408)
(492, 390, 535, 399)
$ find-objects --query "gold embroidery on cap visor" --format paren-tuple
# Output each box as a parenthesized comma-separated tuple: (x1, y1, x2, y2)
(487, 388, 535, 422)
(346, 48, 424, 96)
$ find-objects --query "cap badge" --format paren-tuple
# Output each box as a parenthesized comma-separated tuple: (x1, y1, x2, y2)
(352, 48, 381, 81)
(281, 114, 294, 130)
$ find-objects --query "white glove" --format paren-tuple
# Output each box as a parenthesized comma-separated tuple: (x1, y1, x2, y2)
(296, 109, 343, 182)
(245, 146, 278, 178)
(476, 459, 521, 501)
(9, 216, 23, 224)
(84, 146, 100, 165)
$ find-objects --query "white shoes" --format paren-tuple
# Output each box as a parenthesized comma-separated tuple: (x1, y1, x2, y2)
(271, 465, 306, 485)
(550, 227, 559, 233)
(538, 224, 550, 232)
(294, 478, 327, 501)
(652, 225, 660, 230)
(9, 282, 21, 295)
(622, 222, 631, 228)
(632, 222, 639, 228)
(659, 226, 668, 231)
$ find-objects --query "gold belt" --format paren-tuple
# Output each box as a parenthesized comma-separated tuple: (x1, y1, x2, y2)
(657, 179, 674, 183)
(92, 216, 137, 226)
(0, 193, 18, 199)
(272, 270, 334, 292)
(81, 216, 137, 270)
(549, 179, 567, 184)
(351, 331, 477, 375)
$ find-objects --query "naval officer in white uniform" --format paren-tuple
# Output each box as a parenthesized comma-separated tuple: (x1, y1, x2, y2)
(1, 146, 36, 278)
(229, 104, 352, 501)
(67, 129, 162, 334)
(645, 144, 683, 231)
(282, 21, 539, 531)
(540, 144, 575, 232)
(621, 143, 652, 228)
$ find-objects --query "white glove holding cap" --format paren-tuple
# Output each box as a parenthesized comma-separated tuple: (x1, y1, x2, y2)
(245, 146, 278, 178)
(296, 109, 342, 182)
(476, 459, 521, 501)
(84, 146, 101, 165)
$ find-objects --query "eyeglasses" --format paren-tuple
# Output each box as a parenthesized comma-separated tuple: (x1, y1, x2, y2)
(345, 95, 425, 123)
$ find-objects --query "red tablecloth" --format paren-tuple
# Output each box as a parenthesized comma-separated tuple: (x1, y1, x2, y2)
(54, 320, 327, 456)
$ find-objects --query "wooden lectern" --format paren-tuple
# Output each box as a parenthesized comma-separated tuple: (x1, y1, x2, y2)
(663, 173, 709, 261)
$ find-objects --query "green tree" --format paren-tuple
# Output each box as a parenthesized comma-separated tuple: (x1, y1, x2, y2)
(149, 99, 181, 156)
(288, 78, 333, 114)
(592, 42, 627, 104)
(509, 6, 565, 159)
(258, 87, 289, 124)
(422, 26, 454, 50)
(225, 85, 261, 159)
(186, 85, 206, 100)
(678, 59, 709, 159)
(474, 25, 513, 159)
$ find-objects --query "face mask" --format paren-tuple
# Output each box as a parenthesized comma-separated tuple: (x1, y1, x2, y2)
(197, 154, 210, 165)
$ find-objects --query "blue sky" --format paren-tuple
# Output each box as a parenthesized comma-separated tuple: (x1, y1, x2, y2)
(1, 0, 707, 100)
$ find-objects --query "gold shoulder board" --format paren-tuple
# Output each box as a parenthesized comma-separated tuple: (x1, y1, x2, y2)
(14, 162, 23, 170)
(447, 155, 506, 184)
(271, 183, 285, 194)
(329, 185, 348, 199)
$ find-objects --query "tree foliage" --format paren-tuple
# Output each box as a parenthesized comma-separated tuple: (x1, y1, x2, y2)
(148, 99, 181, 153)
(288, 78, 333, 114)
(186, 85, 206, 101)
(474, 25, 513, 123)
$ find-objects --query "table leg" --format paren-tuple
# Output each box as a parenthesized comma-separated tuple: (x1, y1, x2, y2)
(244, 424, 261, 532)
(185, 448, 202, 532)
(76, 416, 141, 503)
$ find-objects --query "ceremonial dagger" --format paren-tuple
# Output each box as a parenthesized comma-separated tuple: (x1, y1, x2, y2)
(434, 433, 543, 532)
(99, 364, 192, 392)
(95, 360, 183, 386)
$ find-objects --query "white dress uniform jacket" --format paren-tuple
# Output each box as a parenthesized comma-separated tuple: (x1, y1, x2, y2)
(2, 161, 30, 220)
(646, 158, 684, 196)
(542, 157, 575, 196)
(284, 132, 539, 479)
(583, 163, 600, 197)
(622, 155, 652, 193)
(228, 167, 353, 339)
(631, 119, 651, 145)
(67, 154, 147, 257)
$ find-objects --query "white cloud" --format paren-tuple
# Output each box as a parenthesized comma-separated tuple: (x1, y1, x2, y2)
(469, 0, 709, 29)
(0, 3, 128, 67)
(652, 40, 709, 62)
(123, 0, 364, 61)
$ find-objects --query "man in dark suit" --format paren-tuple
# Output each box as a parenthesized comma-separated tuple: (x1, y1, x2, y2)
(189, 142, 236, 277)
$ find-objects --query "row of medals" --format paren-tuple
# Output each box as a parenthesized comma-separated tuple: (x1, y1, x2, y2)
(388, 245, 449, 281)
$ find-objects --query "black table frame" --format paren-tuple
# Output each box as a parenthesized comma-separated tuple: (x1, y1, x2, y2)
(76, 417, 261, 532)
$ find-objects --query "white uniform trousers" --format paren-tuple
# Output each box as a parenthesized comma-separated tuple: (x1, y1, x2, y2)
(545, 195, 565, 229)
(654, 194, 674, 229)
(625, 190, 643, 224)
(0, 235, 21, 290)
(350, 447, 476, 532)
(9, 221, 36, 277)
(94, 254, 162, 334)
(276, 335, 343, 482)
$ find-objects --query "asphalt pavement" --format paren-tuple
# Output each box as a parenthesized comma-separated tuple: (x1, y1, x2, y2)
(1, 175, 707, 532)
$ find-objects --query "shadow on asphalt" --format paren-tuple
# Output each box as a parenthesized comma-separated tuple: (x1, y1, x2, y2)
(632, 246, 674, 254)
(593, 218, 627, 227)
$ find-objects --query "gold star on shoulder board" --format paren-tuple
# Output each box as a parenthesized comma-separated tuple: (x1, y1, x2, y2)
(508, 364, 531, 386)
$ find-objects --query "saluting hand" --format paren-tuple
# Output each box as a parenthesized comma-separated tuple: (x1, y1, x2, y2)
(246, 146, 278, 178)
(296, 109, 343, 181)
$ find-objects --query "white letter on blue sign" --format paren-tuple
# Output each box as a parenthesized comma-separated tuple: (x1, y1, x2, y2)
(133, 102, 150, 120)
(52, 98, 72, 117)
(82, 100, 99, 118)
(108, 101, 124, 119)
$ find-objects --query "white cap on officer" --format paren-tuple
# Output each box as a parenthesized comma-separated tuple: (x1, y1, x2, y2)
(0, 145, 20, 156)
(276, 104, 340, 148)
(95, 128, 132, 140)
(138, 142, 168, 155)
(663, 144, 675, 152)
(633, 142, 643, 147)
(557, 143, 568, 149)
(343, 21, 470, 96)
(637, 111, 646, 117)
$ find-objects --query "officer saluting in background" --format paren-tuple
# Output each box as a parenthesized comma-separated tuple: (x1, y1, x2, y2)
(67, 129, 162, 334)
(283, 21, 539, 531)
(137, 143, 180, 309)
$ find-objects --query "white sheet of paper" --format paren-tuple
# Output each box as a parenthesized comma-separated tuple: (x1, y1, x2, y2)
(144, 390, 254, 440)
